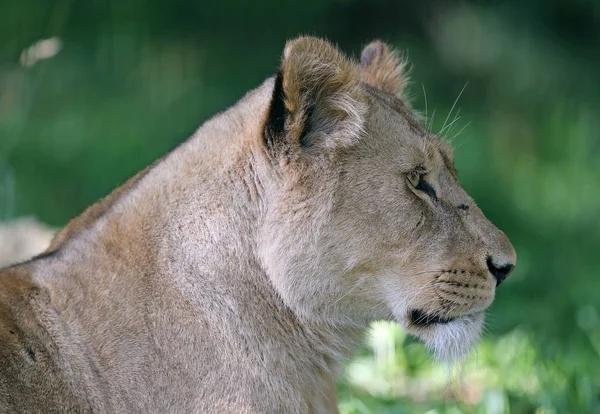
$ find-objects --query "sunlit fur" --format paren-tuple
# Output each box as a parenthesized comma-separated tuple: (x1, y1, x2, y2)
(0, 37, 515, 412)
(360, 40, 409, 97)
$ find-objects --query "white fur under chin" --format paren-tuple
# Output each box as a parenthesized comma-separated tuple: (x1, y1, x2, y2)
(423, 313, 484, 363)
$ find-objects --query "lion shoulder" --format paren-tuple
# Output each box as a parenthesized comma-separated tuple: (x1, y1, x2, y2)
(0, 266, 90, 411)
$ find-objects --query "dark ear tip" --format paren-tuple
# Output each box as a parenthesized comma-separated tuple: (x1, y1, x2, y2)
(360, 41, 385, 67)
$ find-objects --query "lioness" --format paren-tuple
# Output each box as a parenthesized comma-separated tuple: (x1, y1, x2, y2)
(0, 37, 516, 413)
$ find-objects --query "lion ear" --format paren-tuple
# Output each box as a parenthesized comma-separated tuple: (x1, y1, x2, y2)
(264, 36, 366, 159)
(359, 40, 408, 97)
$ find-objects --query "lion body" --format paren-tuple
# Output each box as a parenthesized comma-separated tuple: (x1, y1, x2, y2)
(0, 37, 515, 413)
(0, 79, 342, 413)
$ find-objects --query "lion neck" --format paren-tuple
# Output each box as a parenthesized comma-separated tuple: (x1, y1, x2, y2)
(37, 78, 366, 390)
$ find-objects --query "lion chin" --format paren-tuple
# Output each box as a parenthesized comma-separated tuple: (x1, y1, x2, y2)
(400, 310, 485, 362)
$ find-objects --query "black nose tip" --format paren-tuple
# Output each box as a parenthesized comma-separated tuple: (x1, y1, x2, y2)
(486, 256, 514, 286)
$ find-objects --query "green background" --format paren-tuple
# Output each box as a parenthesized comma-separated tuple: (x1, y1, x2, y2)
(1, 0, 599, 412)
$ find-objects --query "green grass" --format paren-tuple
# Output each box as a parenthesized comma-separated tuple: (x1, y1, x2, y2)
(338, 321, 600, 413)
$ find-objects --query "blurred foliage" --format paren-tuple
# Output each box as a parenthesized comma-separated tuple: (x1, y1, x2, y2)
(1, 0, 599, 412)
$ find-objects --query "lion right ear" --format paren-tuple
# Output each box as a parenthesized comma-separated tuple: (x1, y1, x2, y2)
(264, 37, 366, 160)
(359, 40, 408, 97)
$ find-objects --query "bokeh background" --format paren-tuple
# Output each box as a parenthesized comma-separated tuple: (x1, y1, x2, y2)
(1, 0, 599, 412)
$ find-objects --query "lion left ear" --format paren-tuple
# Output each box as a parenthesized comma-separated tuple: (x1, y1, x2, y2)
(264, 36, 366, 160)
(359, 40, 408, 97)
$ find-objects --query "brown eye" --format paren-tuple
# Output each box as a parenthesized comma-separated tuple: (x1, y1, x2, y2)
(407, 168, 439, 201)
(407, 170, 421, 188)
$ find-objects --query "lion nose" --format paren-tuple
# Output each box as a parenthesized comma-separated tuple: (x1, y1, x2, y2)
(486, 256, 514, 287)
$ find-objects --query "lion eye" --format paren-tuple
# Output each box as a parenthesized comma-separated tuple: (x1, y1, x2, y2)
(407, 169, 439, 201)
(407, 171, 421, 188)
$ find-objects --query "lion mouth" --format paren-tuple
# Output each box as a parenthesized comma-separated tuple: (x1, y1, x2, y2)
(409, 309, 456, 327)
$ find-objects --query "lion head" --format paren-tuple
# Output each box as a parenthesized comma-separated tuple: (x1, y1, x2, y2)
(258, 37, 516, 360)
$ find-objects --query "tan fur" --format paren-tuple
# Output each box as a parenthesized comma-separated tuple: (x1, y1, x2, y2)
(274, 37, 367, 158)
(47, 161, 160, 252)
(0, 37, 515, 413)
(360, 40, 408, 96)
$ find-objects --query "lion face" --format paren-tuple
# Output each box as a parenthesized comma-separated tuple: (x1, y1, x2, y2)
(330, 87, 516, 360)
(260, 37, 516, 360)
